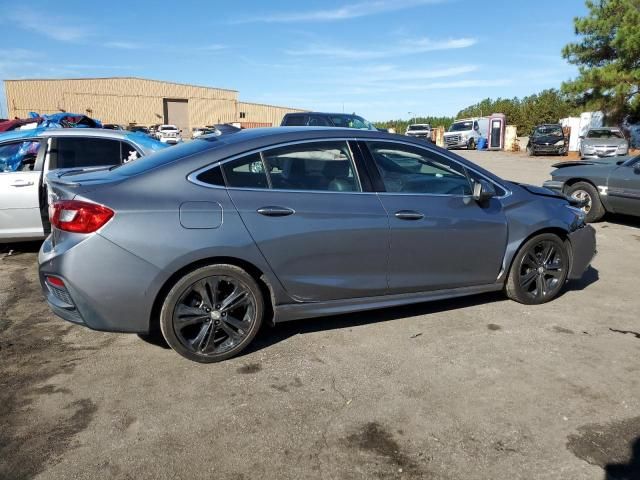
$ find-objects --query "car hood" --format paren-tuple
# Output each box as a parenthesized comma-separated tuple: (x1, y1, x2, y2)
(581, 137, 626, 146)
(508, 181, 586, 207)
(551, 158, 621, 169)
(531, 135, 564, 145)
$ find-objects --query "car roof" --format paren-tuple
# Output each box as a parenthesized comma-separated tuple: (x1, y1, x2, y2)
(588, 127, 619, 131)
(285, 112, 362, 116)
(0, 127, 165, 153)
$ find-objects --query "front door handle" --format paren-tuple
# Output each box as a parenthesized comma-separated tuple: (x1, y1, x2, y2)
(394, 210, 424, 220)
(257, 206, 295, 217)
(10, 179, 34, 187)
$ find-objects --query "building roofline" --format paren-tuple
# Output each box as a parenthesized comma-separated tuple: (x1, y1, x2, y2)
(3, 76, 239, 93)
(238, 100, 308, 112)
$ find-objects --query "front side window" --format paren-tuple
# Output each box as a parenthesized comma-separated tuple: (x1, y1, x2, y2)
(367, 142, 472, 195)
(0, 141, 41, 172)
(52, 137, 123, 169)
(263, 141, 360, 192)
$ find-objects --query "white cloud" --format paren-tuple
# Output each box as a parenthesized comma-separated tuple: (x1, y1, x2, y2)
(104, 41, 144, 50)
(286, 37, 478, 59)
(234, 0, 447, 23)
(6, 9, 90, 42)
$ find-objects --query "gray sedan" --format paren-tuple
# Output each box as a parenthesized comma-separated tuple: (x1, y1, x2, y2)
(39, 128, 596, 363)
(580, 127, 629, 159)
(543, 154, 640, 222)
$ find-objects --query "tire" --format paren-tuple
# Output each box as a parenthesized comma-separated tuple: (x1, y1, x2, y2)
(527, 145, 535, 156)
(565, 181, 605, 222)
(505, 233, 569, 305)
(468, 138, 476, 150)
(160, 264, 264, 363)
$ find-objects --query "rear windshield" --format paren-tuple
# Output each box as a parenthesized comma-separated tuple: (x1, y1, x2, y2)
(111, 137, 225, 176)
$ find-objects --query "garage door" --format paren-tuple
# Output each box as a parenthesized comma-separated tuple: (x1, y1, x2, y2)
(163, 99, 189, 136)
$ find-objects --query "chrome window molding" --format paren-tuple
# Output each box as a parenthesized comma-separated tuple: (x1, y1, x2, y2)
(187, 136, 512, 200)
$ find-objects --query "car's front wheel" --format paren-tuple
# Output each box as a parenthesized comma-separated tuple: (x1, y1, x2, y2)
(160, 264, 264, 363)
(527, 145, 535, 156)
(468, 138, 476, 150)
(565, 182, 605, 222)
(505, 233, 569, 305)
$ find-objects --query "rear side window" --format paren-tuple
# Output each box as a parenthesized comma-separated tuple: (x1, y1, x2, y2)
(51, 137, 122, 169)
(282, 115, 307, 126)
(221, 153, 268, 189)
(0, 141, 41, 172)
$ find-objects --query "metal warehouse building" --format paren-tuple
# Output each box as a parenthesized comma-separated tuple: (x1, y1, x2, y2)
(3, 77, 306, 133)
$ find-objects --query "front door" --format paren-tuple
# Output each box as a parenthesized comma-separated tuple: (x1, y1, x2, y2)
(223, 140, 389, 302)
(607, 158, 640, 216)
(363, 140, 508, 294)
(0, 139, 45, 241)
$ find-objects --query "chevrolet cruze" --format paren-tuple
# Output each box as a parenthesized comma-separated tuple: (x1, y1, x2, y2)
(39, 128, 596, 363)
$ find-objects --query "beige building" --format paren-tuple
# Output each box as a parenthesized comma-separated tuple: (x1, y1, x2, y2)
(3, 77, 306, 133)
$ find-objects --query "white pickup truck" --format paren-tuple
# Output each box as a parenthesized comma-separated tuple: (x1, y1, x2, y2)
(0, 128, 166, 243)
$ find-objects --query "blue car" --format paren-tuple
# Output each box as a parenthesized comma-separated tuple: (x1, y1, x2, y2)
(0, 127, 167, 243)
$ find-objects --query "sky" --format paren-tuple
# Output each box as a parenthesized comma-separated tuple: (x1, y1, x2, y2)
(0, 0, 587, 121)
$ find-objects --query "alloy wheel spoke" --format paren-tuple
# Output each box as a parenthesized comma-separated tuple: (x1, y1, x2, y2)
(220, 287, 249, 313)
(191, 321, 213, 352)
(536, 275, 546, 297)
(521, 269, 537, 288)
(543, 244, 556, 264)
(219, 321, 241, 343)
(223, 314, 247, 331)
(176, 304, 209, 325)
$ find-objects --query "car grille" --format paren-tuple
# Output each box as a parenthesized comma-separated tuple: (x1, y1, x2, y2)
(592, 145, 618, 156)
(445, 135, 461, 145)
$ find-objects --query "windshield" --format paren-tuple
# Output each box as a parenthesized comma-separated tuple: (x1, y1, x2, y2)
(587, 129, 623, 139)
(329, 115, 377, 130)
(408, 125, 430, 131)
(449, 121, 473, 132)
(160, 126, 178, 131)
(535, 125, 563, 136)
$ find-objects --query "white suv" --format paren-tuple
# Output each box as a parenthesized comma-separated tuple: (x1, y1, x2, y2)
(156, 125, 183, 144)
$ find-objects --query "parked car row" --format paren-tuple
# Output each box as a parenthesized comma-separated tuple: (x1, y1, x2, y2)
(0, 128, 167, 242)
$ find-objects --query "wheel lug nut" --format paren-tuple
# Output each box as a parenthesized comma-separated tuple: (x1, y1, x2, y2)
(222, 313, 226, 317)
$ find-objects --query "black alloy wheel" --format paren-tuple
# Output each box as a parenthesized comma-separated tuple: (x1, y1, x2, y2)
(160, 265, 264, 362)
(505, 233, 569, 305)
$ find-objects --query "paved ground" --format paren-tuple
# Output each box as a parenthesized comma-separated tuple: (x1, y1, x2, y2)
(1, 150, 640, 480)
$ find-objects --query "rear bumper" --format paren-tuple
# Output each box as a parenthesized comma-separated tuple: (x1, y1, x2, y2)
(567, 225, 596, 280)
(39, 233, 161, 333)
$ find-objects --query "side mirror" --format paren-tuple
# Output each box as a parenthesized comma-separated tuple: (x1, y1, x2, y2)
(473, 179, 496, 203)
(579, 135, 585, 139)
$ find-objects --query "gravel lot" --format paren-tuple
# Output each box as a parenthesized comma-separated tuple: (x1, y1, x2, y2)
(1, 149, 639, 480)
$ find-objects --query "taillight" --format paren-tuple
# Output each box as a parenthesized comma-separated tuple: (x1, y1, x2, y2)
(49, 200, 114, 233)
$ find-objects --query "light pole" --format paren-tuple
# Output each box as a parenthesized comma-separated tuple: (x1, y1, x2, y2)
(408, 111, 415, 125)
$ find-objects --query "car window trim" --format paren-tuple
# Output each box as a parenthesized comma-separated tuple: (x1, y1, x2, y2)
(188, 137, 374, 195)
(357, 138, 511, 199)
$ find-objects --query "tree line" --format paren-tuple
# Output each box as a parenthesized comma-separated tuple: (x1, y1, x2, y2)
(377, 0, 640, 135)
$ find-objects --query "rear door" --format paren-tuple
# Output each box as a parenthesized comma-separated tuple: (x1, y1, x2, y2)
(0, 139, 45, 240)
(221, 140, 389, 301)
(606, 157, 640, 215)
(362, 140, 508, 294)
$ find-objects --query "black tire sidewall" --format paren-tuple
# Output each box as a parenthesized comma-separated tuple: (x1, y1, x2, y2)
(566, 182, 605, 222)
(159, 264, 264, 363)
(506, 233, 569, 305)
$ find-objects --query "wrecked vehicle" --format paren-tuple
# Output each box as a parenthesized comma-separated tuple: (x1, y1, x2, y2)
(0, 128, 166, 243)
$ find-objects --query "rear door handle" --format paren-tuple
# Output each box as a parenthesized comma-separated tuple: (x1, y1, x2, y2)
(10, 179, 34, 187)
(394, 210, 424, 220)
(257, 206, 295, 217)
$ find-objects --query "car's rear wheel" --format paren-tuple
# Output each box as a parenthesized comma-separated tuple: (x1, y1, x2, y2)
(505, 233, 569, 305)
(565, 181, 605, 222)
(160, 264, 264, 363)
